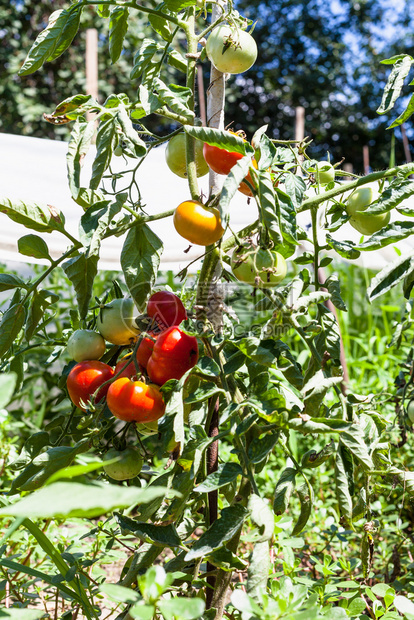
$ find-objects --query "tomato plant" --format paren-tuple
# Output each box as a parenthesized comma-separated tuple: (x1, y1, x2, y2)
(147, 291, 187, 330)
(165, 133, 209, 178)
(67, 329, 106, 362)
(173, 200, 224, 246)
(147, 326, 199, 385)
(231, 243, 287, 287)
(346, 186, 391, 235)
(107, 377, 165, 423)
(203, 131, 257, 195)
(103, 446, 143, 480)
(407, 400, 414, 424)
(67, 360, 114, 410)
(206, 24, 258, 74)
(97, 298, 139, 345)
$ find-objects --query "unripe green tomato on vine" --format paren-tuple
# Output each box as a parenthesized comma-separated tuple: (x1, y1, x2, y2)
(103, 446, 143, 480)
(407, 400, 414, 424)
(346, 186, 390, 235)
(231, 243, 287, 288)
(67, 329, 106, 362)
(315, 161, 335, 185)
(165, 134, 209, 178)
(96, 298, 139, 346)
(206, 24, 258, 74)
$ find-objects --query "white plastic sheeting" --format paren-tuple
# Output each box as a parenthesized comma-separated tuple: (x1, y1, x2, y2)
(0, 132, 412, 274)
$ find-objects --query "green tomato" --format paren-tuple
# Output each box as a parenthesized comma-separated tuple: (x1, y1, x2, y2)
(315, 161, 335, 185)
(407, 400, 414, 424)
(97, 298, 140, 346)
(346, 186, 391, 236)
(67, 329, 106, 362)
(206, 24, 258, 74)
(165, 134, 209, 178)
(231, 243, 287, 288)
(103, 446, 143, 480)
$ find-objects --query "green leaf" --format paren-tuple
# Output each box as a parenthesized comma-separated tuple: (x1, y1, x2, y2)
(149, 9, 172, 43)
(54, 94, 99, 117)
(79, 194, 126, 256)
(0, 273, 27, 292)
(326, 234, 360, 260)
(114, 513, 182, 547)
(292, 483, 313, 535)
(109, 6, 129, 63)
(194, 462, 243, 493)
(358, 221, 414, 251)
(131, 39, 159, 80)
(0, 199, 65, 233)
(363, 179, 414, 215)
(377, 55, 413, 115)
(284, 173, 307, 210)
(129, 605, 156, 620)
(0, 304, 25, 360)
(324, 274, 347, 311)
(247, 433, 279, 464)
(288, 417, 352, 434)
(367, 253, 414, 301)
(158, 597, 205, 620)
(155, 80, 194, 120)
(0, 372, 17, 409)
(302, 370, 343, 416)
(276, 186, 298, 248)
(389, 92, 414, 129)
(184, 125, 247, 155)
(18, 234, 51, 261)
(117, 105, 147, 157)
(25, 288, 59, 341)
(246, 540, 270, 599)
(168, 48, 187, 73)
(99, 583, 140, 604)
(163, 0, 197, 9)
(184, 505, 248, 561)
(19, 9, 76, 75)
(67, 119, 96, 200)
(0, 482, 175, 519)
(207, 547, 248, 571)
(273, 467, 297, 515)
(340, 427, 374, 471)
(121, 224, 163, 312)
(45, 461, 106, 484)
(90, 116, 117, 190)
(220, 155, 253, 226)
(63, 252, 99, 319)
(258, 170, 283, 245)
(335, 445, 353, 522)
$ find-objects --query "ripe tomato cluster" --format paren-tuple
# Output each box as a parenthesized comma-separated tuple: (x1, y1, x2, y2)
(66, 291, 198, 427)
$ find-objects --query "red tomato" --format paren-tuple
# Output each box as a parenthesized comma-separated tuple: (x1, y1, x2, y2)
(137, 332, 157, 367)
(115, 354, 142, 379)
(67, 360, 114, 410)
(107, 378, 166, 423)
(147, 326, 199, 385)
(203, 141, 244, 176)
(147, 291, 187, 330)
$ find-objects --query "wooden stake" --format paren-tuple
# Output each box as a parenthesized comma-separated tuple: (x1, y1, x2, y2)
(197, 66, 207, 126)
(295, 106, 305, 176)
(86, 28, 98, 125)
(363, 145, 370, 175)
(401, 123, 412, 163)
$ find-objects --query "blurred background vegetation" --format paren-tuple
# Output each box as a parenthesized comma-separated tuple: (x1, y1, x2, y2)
(1, 0, 413, 173)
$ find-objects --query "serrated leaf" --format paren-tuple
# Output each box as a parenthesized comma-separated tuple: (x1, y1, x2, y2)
(184, 125, 247, 155)
(48, 6, 82, 62)
(363, 179, 414, 215)
(67, 119, 96, 199)
(284, 173, 306, 210)
(377, 55, 413, 115)
(54, 93, 99, 117)
(79, 194, 126, 256)
(0, 304, 25, 359)
(324, 274, 347, 311)
(194, 462, 243, 493)
(117, 106, 146, 157)
(0, 199, 65, 233)
(219, 156, 253, 225)
(155, 79, 194, 120)
(389, 92, 414, 128)
(276, 186, 298, 248)
(247, 433, 279, 464)
(131, 39, 159, 80)
(326, 234, 360, 260)
(90, 116, 117, 190)
(367, 253, 414, 301)
(302, 369, 343, 416)
(340, 427, 374, 471)
(149, 10, 172, 43)
(109, 6, 129, 63)
(63, 253, 98, 319)
(121, 224, 163, 312)
(18, 234, 51, 261)
(19, 10, 72, 75)
(0, 482, 175, 519)
(273, 467, 297, 515)
(288, 417, 352, 434)
(114, 513, 182, 547)
(184, 504, 248, 561)
(358, 221, 414, 251)
(258, 170, 282, 244)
